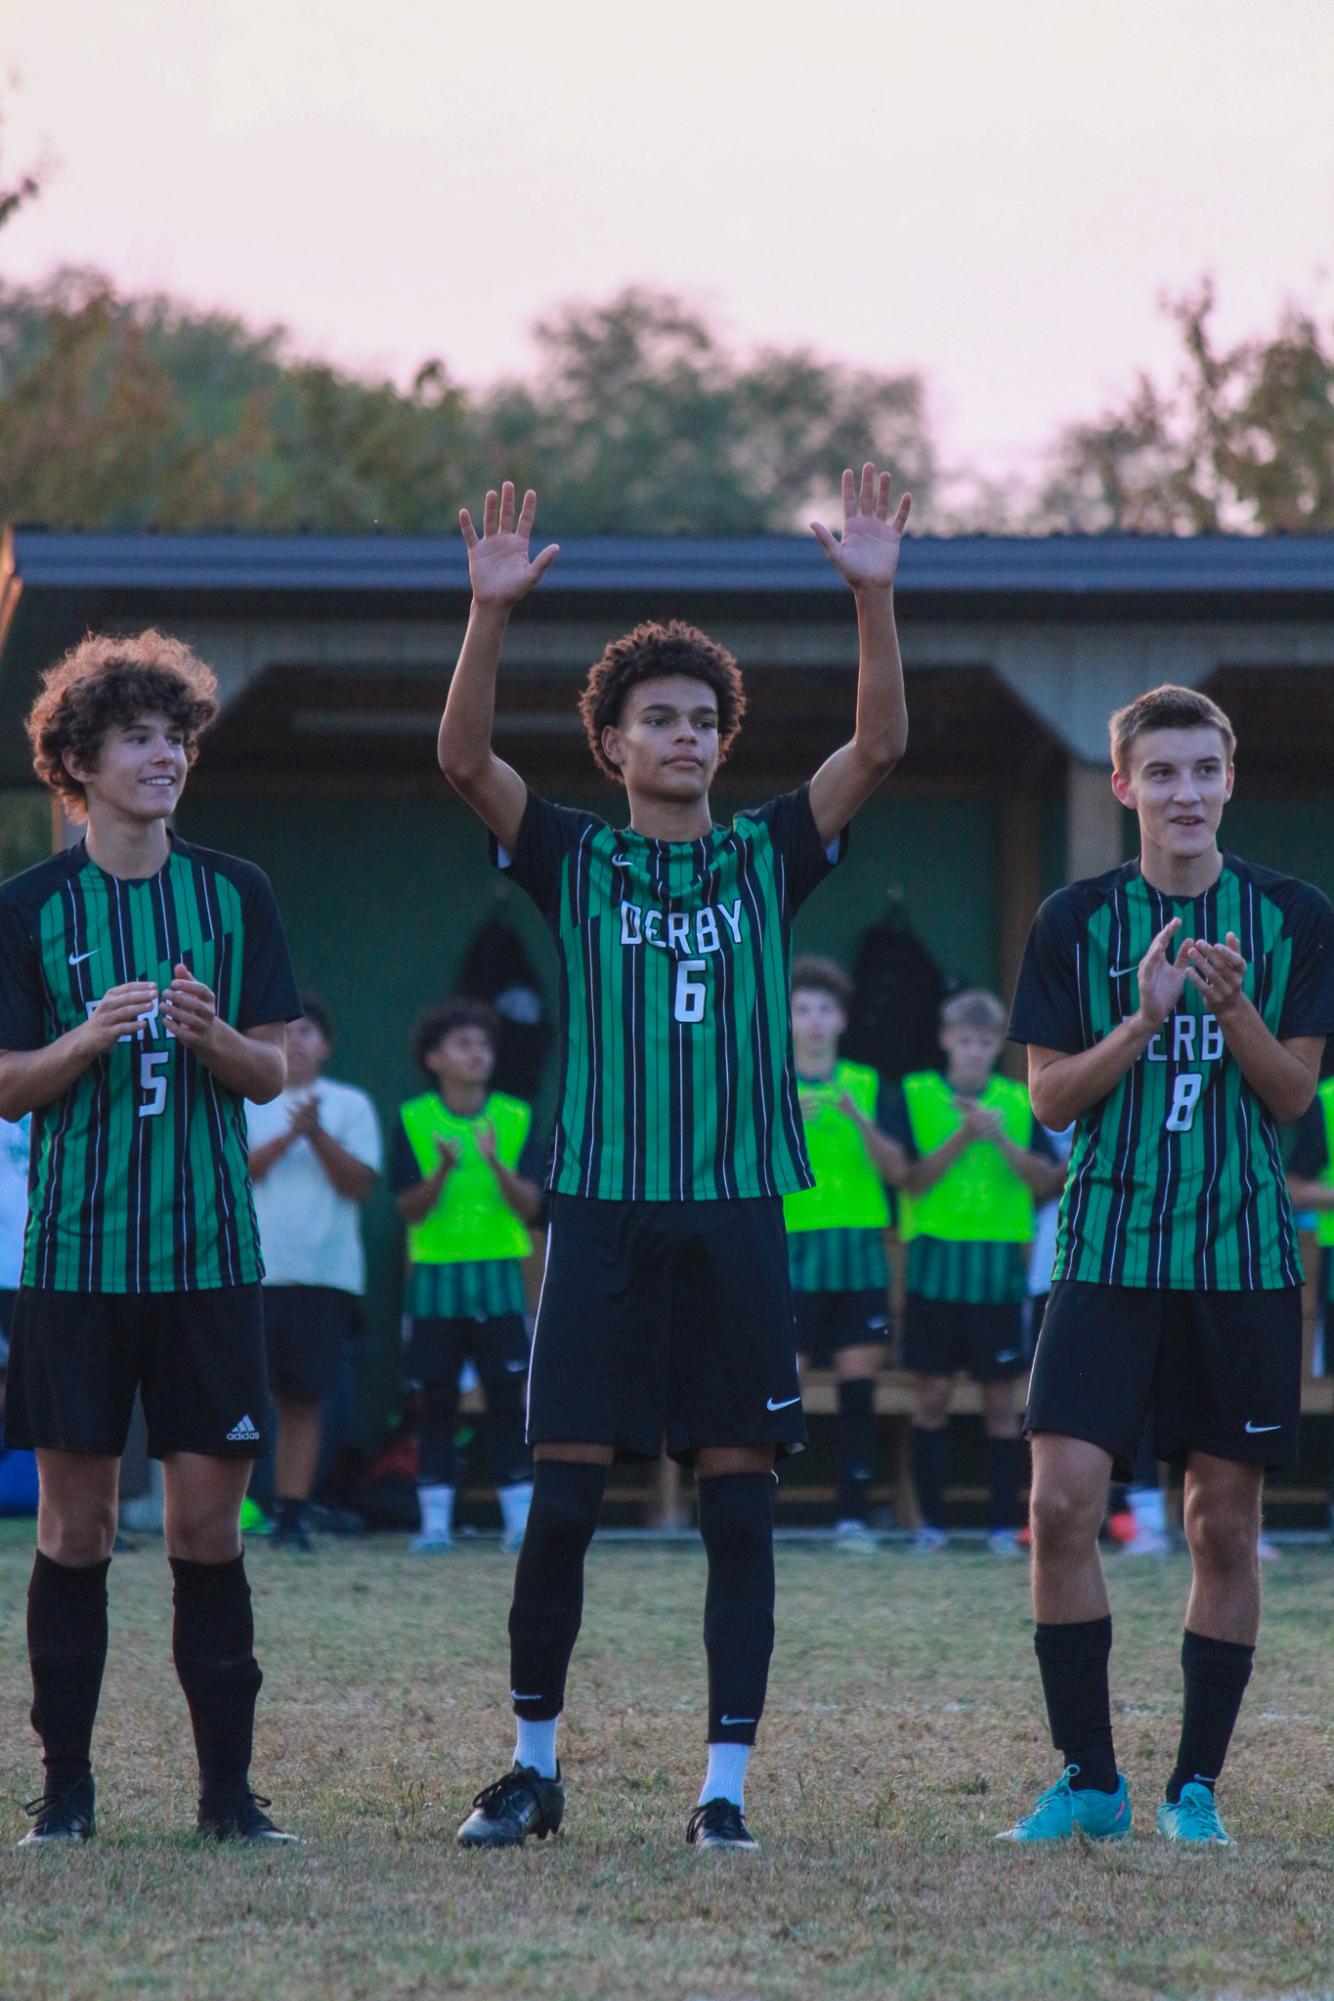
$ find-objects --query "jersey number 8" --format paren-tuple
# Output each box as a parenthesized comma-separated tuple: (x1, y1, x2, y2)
(673, 958, 708, 1024)
(1164, 1071, 1202, 1133)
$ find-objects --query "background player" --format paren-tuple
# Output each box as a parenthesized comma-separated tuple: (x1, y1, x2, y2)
(247, 995, 382, 1552)
(393, 999, 542, 1554)
(0, 633, 301, 1844)
(440, 465, 911, 1851)
(784, 956, 901, 1549)
(1004, 684, 1334, 1846)
(889, 990, 1063, 1555)
(1286, 1076, 1334, 1538)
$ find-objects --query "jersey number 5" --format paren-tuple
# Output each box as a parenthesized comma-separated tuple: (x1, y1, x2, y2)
(1164, 1071, 1202, 1133)
(673, 958, 708, 1024)
(138, 1049, 170, 1119)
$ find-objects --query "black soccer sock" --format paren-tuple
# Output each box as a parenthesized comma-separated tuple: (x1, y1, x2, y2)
(170, 1554, 263, 1793)
(419, 1378, 460, 1487)
(27, 1552, 111, 1792)
(698, 1472, 775, 1747)
(909, 1424, 948, 1530)
(1166, 1629, 1254, 1803)
(275, 1496, 303, 1533)
(836, 1378, 876, 1524)
(480, 1366, 532, 1491)
(1033, 1615, 1118, 1792)
(507, 1460, 606, 1723)
(986, 1434, 1023, 1533)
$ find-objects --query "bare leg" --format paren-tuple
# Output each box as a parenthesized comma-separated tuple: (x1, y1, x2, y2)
(273, 1396, 323, 1504)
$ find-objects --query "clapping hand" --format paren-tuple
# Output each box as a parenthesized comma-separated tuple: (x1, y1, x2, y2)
(288, 1095, 321, 1140)
(162, 963, 217, 1050)
(435, 1135, 461, 1174)
(1182, 932, 1247, 1017)
(460, 482, 560, 606)
(958, 1099, 1003, 1142)
(1135, 920, 1193, 1029)
(810, 464, 912, 594)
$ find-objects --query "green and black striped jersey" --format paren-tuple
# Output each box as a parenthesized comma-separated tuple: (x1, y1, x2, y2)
(787, 1226, 889, 1295)
(0, 838, 299, 1294)
(493, 787, 845, 1201)
(1010, 856, 1334, 1291)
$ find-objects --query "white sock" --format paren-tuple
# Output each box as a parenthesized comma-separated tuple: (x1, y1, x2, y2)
(698, 1742, 751, 1810)
(418, 1484, 454, 1539)
(498, 1480, 533, 1544)
(1127, 1484, 1165, 1537)
(514, 1717, 559, 1778)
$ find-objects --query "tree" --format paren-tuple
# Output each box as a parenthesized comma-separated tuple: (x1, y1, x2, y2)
(0, 76, 44, 236)
(1033, 281, 1334, 533)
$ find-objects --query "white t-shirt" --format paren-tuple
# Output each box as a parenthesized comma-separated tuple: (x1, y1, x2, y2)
(0, 1114, 32, 1290)
(246, 1078, 382, 1295)
(1028, 1123, 1074, 1297)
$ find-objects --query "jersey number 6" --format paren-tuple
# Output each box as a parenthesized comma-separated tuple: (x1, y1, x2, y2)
(673, 958, 708, 1024)
(1164, 1071, 1202, 1133)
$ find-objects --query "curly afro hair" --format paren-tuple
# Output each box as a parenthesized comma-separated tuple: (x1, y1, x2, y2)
(578, 620, 747, 783)
(412, 998, 500, 1075)
(26, 630, 219, 818)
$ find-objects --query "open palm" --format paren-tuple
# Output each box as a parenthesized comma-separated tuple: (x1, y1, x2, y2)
(460, 482, 559, 605)
(811, 464, 911, 591)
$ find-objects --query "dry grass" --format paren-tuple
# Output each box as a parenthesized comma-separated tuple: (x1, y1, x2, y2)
(1, 1522, 1331, 2001)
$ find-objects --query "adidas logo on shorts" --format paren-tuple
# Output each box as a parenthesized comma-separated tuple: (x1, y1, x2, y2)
(226, 1414, 261, 1442)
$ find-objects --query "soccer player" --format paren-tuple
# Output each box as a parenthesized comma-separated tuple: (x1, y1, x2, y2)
(440, 467, 911, 1851)
(246, 995, 382, 1552)
(889, 990, 1064, 1556)
(0, 633, 301, 1845)
(392, 999, 542, 1554)
(1002, 684, 1334, 1846)
(1286, 1077, 1334, 1536)
(784, 956, 902, 1549)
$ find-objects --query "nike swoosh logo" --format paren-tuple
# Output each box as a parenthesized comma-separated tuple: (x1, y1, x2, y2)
(720, 1715, 757, 1726)
(1244, 1421, 1281, 1434)
(611, 852, 632, 867)
(766, 1395, 801, 1411)
(506, 1359, 528, 1373)
(68, 949, 97, 966)
(994, 1350, 1021, 1365)
(1106, 965, 1139, 979)
(510, 1691, 543, 1702)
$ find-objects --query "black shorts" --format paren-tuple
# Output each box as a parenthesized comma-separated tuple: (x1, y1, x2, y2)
(263, 1284, 363, 1403)
(528, 1194, 804, 1466)
(404, 1312, 530, 1390)
(6, 1284, 269, 1460)
(903, 1295, 1028, 1382)
(1026, 1279, 1303, 1475)
(793, 1290, 890, 1369)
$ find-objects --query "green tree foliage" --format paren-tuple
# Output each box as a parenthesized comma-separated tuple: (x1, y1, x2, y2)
(0, 274, 933, 535)
(1035, 281, 1334, 533)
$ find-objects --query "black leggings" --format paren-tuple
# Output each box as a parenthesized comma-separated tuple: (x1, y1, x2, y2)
(409, 1314, 532, 1490)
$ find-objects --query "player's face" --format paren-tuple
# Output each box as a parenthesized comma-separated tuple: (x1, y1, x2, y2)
(940, 1024, 1003, 1093)
(68, 711, 189, 826)
(1112, 727, 1233, 861)
(285, 1016, 330, 1087)
(427, 1026, 496, 1091)
(603, 677, 720, 803)
(791, 987, 847, 1070)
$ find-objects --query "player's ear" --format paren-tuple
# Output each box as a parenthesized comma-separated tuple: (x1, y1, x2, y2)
(601, 725, 625, 772)
(1110, 765, 1135, 808)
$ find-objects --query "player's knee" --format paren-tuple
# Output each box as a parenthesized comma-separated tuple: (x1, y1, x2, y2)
(697, 1471, 774, 1564)
(40, 1503, 117, 1567)
(1183, 1492, 1257, 1573)
(525, 1459, 605, 1555)
(1029, 1479, 1098, 1553)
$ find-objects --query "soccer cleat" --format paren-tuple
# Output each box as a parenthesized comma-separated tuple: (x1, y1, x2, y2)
(271, 1518, 312, 1554)
(996, 1766, 1132, 1842)
(834, 1518, 879, 1551)
(1157, 1782, 1232, 1846)
(686, 1798, 759, 1850)
(457, 1763, 564, 1848)
(409, 1531, 454, 1555)
(19, 1774, 96, 1845)
(913, 1526, 949, 1554)
(987, 1529, 1025, 1559)
(197, 1786, 298, 1843)
(1119, 1529, 1171, 1557)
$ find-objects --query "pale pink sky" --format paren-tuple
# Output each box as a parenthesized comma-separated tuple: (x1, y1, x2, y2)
(5, 0, 1332, 482)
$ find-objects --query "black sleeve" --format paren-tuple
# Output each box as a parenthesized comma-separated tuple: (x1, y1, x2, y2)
(388, 1117, 423, 1196)
(880, 1084, 918, 1161)
(0, 896, 44, 1052)
(1288, 1098, 1329, 1180)
(517, 1124, 549, 1185)
(489, 791, 599, 920)
(237, 869, 301, 1031)
(1008, 890, 1087, 1054)
(1027, 1118, 1058, 1161)
(751, 785, 847, 915)
(1276, 883, 1334, 1040)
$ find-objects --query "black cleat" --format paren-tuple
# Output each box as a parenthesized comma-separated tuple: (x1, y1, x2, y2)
(270, 1519, 313, 1554)
(686, 1798, 759, 1850)
(19, 1774, 96, 1845)
(457, 1763, 564, 1848)
(197, 1786, 298, 1843)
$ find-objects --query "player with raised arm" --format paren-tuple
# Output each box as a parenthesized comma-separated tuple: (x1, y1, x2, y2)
(1002, 685, 1334, 1847)
(441, 467, 911, 1851)
(0, 634, 301, 1846)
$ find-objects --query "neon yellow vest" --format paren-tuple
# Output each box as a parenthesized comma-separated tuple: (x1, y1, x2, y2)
(783, 1061, 891, 1235)
(400, 1091, 534, 1266)
(1316, 1079, 1334, 1250)
(899, 1071, 1036, 1245)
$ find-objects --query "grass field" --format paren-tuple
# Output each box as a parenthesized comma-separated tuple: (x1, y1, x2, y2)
(1, 1521, 1331, 2001)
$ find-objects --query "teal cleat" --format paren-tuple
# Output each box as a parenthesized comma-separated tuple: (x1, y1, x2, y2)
(1156, 1782, 1232, 1846)
(996, 1765, 1132, 1842)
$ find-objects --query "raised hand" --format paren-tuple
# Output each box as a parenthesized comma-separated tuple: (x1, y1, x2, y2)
(459, 482, 559, 607)
(162, 962, 218, 1050)
(1182, 931, 1247, 1018)
(82, 982, 159, 1054)
(958, 1099, 1004, 1142)
(1135, 919, 1192, 1029)
(810, 464, 912, 594)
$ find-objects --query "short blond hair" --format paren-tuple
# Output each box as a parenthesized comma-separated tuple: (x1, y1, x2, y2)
(1109, 684, 1235, 774)
(940, 989, 1006, 1034)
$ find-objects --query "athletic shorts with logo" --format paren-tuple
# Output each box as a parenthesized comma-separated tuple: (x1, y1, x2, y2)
(528, 1194, 804, 1464)
(6, 1284, 269, 1459)
(404, 1312, 530, 1390)
(793, 1290, 890, 1369)
(902, 1296, 1028, 1381)
(263, 1283, 363, 1403)
(1026, 1278, 1302, 1476)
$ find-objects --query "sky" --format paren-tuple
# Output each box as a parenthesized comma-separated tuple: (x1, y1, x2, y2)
(4, 0, 1332, 482)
